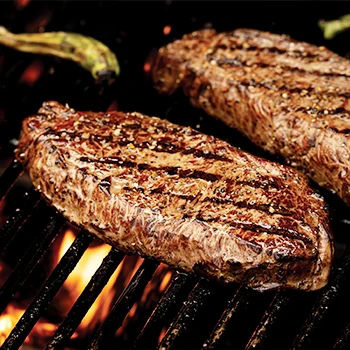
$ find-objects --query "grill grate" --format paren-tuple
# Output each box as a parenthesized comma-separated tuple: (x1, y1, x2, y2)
(0, 202, 64, 315)
(45, 248, 124, 349)
(1, 231, 93, 349)
(0, 160, 22, 201)
(1, 1, 350, 349)
(0, 187, 41, 255)
(132, 273, 195, 349)
(291, 246, 350, 350)
(88, 260, 160, 349)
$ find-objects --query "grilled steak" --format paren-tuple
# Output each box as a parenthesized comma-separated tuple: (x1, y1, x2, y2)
(15, 101, 333, 291)
(152, 28, 350, 205)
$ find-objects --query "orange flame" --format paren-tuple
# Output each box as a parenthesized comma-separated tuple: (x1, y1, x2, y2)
(159, 271, 172, 293)
(116, 264, 172, 338)
(0, 225, 173, 346)
(56, 229, 123, 333)
(0, 306, 25, 345)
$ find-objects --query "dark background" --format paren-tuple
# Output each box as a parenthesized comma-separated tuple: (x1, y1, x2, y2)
(0, 0, 350, 138)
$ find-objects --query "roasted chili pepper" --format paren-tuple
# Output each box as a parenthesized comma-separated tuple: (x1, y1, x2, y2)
(319, 14, 350, 40)
(0, 26, 120, 83)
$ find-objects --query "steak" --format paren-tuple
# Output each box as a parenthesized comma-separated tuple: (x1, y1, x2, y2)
(152, 28, 350, 205)
(15, 101, 333, 291)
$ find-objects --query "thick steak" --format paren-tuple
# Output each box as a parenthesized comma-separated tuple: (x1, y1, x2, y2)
(152, 28, 350, 205)
(15, 101, 333, 291)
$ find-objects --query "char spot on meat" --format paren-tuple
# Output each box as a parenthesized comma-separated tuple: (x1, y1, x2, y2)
(99, 176, 112, 195)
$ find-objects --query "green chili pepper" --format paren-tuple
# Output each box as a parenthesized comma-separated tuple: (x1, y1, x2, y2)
(318, 14, 350, 40)
(0, 25, 120, 83)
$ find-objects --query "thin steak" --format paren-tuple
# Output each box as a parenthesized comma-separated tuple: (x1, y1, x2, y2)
(15, 101, 333, 291)
(152, 28, 350, 205)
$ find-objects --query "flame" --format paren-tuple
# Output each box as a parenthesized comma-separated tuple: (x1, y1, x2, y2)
(56, 229, 123, 333)
(0, 225, 172, 347)
(163, 25, 172, 36)
(0, 305, 24, 345)
(116, 264, 172, 338)
(159, 271, 172, 293)
(19, 60, 44, 86)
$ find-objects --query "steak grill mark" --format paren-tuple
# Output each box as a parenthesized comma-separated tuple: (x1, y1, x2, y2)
(80, 156, 222, 182)
(208, 53, 350, 79)
(42, 129, 232, 162)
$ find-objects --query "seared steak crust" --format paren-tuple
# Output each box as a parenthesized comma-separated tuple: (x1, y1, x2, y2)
(152, 28, 350, 205)
(15, 101, 333, 291)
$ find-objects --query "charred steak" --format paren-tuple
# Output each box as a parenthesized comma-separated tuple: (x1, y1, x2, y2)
(15, 101, 333, 291)
(152, 28, 350, 205)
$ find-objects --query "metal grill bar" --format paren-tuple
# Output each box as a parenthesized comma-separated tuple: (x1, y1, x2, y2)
(0, 160, 22, 201)
(0, 187, 41, 256)
(158, 278, 214, 350)
(0, 205, 65, 314)
(131, 273, 194, 349)
(245, 291, 291, 350)
(88, 259, 159, 349)
(0, 230, 93, 350)
(291, 246, 350, 350)
(45, 247, 124, 349)
(203, 286, 254, 349)
(333, 320, 350, 349)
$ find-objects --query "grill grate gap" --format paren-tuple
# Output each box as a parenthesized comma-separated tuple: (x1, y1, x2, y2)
(45, 247, 124, 349)
(0, 230, 93, 350)
(0, 205, 65, 315)
(291, 245, 350, 350)
(333, 320, 350, 349)
(158, 278, 231, 350)
(88, 259, 159, 349)
(0, 160, 22, 200)
(0, 187, 41, 256)
(131, 272, 195, 350)
(203, 285, 274, 350)
(244, 291, 293, 350)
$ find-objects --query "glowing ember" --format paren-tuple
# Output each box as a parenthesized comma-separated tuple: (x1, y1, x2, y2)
(0, 305, 24, 346)
(159, 271, 172, 292)
(15, 0, 31, 9)
(19, 60, 44, 86)
(163, 25, 172, 36)
(144, 62, 152, 73)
